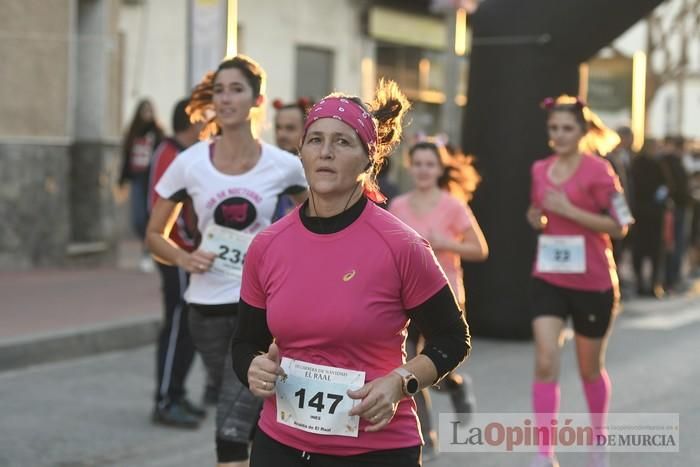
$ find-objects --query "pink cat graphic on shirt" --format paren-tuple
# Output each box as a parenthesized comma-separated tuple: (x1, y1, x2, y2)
(221, 203, 249, 223)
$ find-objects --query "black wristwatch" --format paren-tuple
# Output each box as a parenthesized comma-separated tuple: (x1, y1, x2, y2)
(393, 368, 420, 397)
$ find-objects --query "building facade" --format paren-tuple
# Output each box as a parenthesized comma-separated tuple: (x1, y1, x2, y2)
(3, 0, 695, 268)
(1, 0, 122, 270)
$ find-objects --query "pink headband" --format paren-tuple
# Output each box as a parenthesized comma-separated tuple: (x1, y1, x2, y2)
(303, 97, 378, 156)
(302, 96, 387, 204)
(541, 96, 587, 110)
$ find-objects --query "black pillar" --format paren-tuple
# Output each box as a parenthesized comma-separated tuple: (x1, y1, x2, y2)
(462, 0, 663, 339)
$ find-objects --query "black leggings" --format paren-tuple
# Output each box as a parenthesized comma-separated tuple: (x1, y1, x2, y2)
(250, 429, 421, 467)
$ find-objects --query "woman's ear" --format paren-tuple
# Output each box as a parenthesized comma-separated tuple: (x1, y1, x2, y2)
(255, 94, 265, 108)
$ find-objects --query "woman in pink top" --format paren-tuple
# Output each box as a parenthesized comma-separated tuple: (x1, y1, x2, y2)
(390, 141, 488, 306)
(527, 96, 633, 467)
(389, 140, 488, 457)
(232, 81, 470, 467)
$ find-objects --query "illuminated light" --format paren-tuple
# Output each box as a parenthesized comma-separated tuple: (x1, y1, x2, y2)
(578, 63, 589, 102)
(455, 8, 467, 56)
(631, 51, 647, 153)
(455, 94, 467, 106)
(418, 89, 446, 104)
(579, 107, 621, 157)
(361, 58, 376, 103)
(419, 58, 431, 90)
(225, 0, 238, 58)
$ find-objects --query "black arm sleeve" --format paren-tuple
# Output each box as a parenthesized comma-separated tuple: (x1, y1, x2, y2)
(231, 298, 273, 388)
(406, 285, 471, 383)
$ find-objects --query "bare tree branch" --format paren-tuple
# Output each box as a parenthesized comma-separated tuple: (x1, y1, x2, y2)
(644, 0, 700, 113)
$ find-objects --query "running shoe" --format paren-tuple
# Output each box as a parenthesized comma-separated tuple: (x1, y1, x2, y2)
(449, 375, 475, 424)
(180, 397, 206, 419)
(152, 401, 201, 429)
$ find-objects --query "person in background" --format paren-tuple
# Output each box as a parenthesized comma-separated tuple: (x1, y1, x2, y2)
(527, 95, 632, 467)
(271, 97, 312, 220)
(120, 98, 165, 272)
(631, 139, 669, 298)
(148, 98, 205, 428)
(147, 55, 308, 467)
(660, 135, 691, 293)
(607, 126, 636, 295)
(273, 97, 310, 154)
(389, 139, 487, 460)
(687, 149, 700, 278)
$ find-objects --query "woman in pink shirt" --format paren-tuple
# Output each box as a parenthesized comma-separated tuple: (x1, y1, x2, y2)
(389, 140, 488, 456)
(232, 81, 470, 466)
(390, 141, 488, 307)
(527, 96, 633, 467)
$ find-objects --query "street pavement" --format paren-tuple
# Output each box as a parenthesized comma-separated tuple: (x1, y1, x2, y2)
(1, 291, 698, 466)
(0, 241, 161, 371)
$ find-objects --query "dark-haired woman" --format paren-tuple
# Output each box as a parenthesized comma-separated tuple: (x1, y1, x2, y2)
(146, 55, 308, 467)
(389, 140, 488, 458)
(120, 98, 165, 271)
(231, 81, 471, 466)
(527, 95, 633, 467)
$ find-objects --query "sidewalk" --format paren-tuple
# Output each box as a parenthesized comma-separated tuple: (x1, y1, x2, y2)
(0, 240, 162, 371)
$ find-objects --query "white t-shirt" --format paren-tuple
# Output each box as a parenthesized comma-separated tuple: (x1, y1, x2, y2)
(155, 140, 307, 304)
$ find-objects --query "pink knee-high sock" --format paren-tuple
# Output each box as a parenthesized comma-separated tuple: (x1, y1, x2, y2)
(583, 369, 611, 442)
(533, 381, 560, 458)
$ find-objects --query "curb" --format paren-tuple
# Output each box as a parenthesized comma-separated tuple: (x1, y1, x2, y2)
(0, 316, 160, 372)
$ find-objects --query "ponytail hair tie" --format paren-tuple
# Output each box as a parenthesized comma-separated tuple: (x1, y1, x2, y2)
(540, 97, 556, 109)
(540, 95, 587, 110)
(434, 133, 449, 148)
(297, 97, 311, 108)
(272, 98, 284, 110)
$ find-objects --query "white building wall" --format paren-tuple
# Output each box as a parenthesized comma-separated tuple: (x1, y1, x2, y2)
(611, 0, 700, 139)
(118, 0, 188, 133)
(237, 0, 365, 142)
(118, 0, 364, 141)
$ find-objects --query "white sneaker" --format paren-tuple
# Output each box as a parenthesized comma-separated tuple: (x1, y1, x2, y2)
(139, 255, 155, 273)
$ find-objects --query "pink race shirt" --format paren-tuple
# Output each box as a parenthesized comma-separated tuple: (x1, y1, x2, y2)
(389, 192, 473, 305)
(530, 153, 627, 291)
(241, 201, 448, 455)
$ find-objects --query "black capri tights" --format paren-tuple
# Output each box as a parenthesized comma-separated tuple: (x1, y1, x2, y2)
(250, 429, 421, 467)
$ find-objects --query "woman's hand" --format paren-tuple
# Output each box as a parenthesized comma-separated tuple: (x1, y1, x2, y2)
(526, 205, 547, 230)
(542, 188, 574, 219)
(427, 230, 453, 252)
(347, 372, 403, 432)
(176, 249, 216, 274)
(248, 342, 285, 398)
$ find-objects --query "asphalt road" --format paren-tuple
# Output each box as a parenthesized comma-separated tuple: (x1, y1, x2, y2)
(1, 296, 698, 467)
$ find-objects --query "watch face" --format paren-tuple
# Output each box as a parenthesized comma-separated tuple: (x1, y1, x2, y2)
(406, 377, 419, 395)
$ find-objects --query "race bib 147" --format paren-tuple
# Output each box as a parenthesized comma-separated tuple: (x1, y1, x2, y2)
(276, 358, 365, 437)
